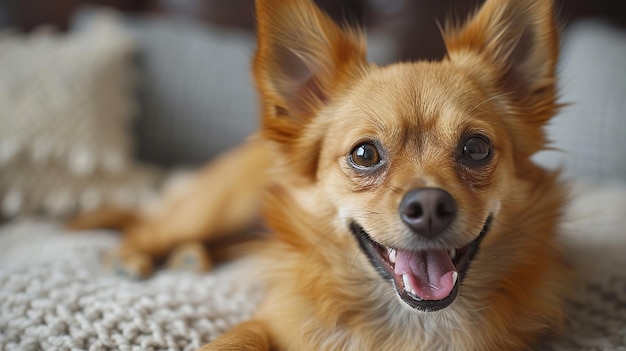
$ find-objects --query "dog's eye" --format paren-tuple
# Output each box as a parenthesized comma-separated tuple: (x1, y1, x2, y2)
(460, 136, 492, 165)
(350, 143, 381, 168)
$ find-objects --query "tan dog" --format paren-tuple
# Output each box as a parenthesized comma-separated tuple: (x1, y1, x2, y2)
(71, 0, 571, 349)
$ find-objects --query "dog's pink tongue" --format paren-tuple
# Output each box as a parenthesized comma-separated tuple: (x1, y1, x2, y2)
(394, 249, 456, 301)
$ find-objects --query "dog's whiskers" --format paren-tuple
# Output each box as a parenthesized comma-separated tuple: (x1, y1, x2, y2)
(469, 92, 515, 112)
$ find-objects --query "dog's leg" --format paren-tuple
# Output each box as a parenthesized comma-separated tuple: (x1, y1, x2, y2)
(198, 320, 272, 351)
(69, 138, 272, 278)
(165, 241, 213, 272)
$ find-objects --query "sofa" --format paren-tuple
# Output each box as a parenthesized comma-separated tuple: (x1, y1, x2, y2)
(0, 7, 625, 351)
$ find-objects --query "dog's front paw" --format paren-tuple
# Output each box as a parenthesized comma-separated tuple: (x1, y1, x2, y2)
(166, 241, 213, 273)
(102, 250, 154, 279)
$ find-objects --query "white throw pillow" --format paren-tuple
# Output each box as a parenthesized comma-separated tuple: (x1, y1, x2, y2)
(0, 12, 159, 219)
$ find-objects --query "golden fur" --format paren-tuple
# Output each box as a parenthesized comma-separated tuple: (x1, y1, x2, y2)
(71, 0, 571, 349)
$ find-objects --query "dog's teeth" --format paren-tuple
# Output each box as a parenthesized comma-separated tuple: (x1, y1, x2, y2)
(402, 274, 413, 293)
(452, 271, 458, 286)
(388, 248, 396, 263)
(448, 249, 457, 260)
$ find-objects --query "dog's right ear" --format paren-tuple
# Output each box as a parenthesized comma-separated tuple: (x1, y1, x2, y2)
(254, 0, 366, 149)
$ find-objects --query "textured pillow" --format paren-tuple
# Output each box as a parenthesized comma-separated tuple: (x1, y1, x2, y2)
(0, 12, 160, 219)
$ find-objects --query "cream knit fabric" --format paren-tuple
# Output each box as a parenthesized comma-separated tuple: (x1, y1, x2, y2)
(0, 13, 159, 219)
(0, 221, 261, 351)
(0, 182, 625, 350)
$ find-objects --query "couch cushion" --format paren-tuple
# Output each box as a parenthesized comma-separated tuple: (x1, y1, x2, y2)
(122, 16, 259, 167)
(534, 21, 626, 182)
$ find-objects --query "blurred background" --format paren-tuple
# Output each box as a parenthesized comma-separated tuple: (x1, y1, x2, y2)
(3, 0, 626, 59)
(0, 0, 625, 219)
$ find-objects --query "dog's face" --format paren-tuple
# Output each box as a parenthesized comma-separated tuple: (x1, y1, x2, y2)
(314, 63, 515, 310)
(255, 0, 560, 312)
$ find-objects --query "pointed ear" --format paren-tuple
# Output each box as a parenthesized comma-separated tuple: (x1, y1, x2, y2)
(253, 0, 366, 143)
(444, 0, 560, 109)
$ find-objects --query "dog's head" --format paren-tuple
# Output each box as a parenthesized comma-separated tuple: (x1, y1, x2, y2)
(254, 0, 561, 312)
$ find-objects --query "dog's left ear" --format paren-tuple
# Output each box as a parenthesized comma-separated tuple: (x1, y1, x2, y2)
(444, 0, 560, 142)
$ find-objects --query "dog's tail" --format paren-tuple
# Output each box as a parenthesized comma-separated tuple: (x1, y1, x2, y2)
(67, 207, 140, 232)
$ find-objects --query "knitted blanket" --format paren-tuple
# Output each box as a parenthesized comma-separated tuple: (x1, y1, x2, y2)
(1, 182, 625, 351)
(0, 224, 262, 351)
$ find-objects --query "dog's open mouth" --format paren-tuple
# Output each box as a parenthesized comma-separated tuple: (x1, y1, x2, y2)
(350, 215, 493, 312)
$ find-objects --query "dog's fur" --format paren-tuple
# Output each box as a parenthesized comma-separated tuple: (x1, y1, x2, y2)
(71, 0, 571, 349)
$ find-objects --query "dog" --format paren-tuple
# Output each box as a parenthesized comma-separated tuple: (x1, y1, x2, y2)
(70, 0, 571, 349)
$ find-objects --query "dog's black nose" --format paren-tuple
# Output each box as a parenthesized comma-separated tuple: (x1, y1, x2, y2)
(399, 188, 457, 239)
